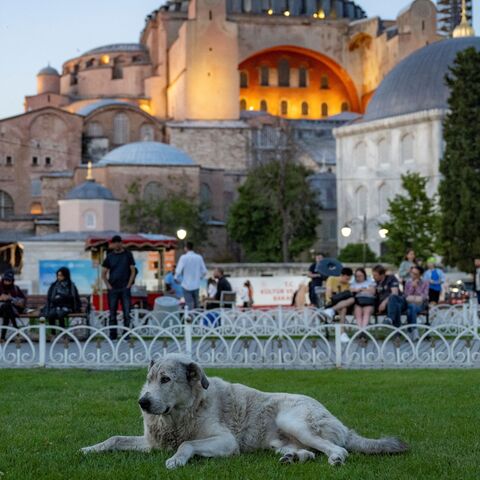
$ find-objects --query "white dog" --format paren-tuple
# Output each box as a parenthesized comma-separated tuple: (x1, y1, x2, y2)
(81, 354, 408, 469)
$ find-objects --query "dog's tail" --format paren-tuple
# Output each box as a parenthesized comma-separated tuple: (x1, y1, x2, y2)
(345, 430, 409, 455)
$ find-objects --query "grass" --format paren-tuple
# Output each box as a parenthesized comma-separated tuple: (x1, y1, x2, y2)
(0, 368, 479, 480)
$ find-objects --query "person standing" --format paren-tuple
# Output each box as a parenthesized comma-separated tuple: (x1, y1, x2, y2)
(307, 252, 326, 308)
(474, 258, 480, 303)
(423, 257, 445, 305)
(240, 280, 254, 308)
(44, 267, 81, 331)
(102, 235, 136, 340)
(175, 242, 207, 310)
(0, 270, 26, 342)
(213, 267, 233, 308)
(398, 249, 416, 286)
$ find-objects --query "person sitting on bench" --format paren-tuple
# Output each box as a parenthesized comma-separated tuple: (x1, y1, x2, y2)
(0, 270, 26, 342)
(44, 267, 81, 331)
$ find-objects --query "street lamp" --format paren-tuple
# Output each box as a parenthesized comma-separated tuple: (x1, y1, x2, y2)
(176, 228, 187, 240)
(340, 214, 387, 266)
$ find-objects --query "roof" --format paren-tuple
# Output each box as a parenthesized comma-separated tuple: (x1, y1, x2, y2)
(364, 37, 480, 122)
(75, 99, 136, 116)
(65, 180, 116, 201)
(85, 233, 177, 251)
(38, 66, 59, 76)
(82, 43, 147, 56)
(97, 141, 195, 167)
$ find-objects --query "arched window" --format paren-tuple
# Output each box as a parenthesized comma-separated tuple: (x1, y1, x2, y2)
(301, 101, 309, 116)
(355, 186, 367, 217)
(280, 100, 288, 115)
(113, 113, 129, 145)
(200, 183, 212, 220)
(143, 181, 163, 201)
(378, 183, 389, 215)
(260, 100, 268, 112)
(341, 102, 349, 112)
(0, 190, 14, 219)
(85, 58, 95, 68)
(278, 59, 290, 87)
(84, 211, 97, 230)
(239, 99, 247, 111)
(400, 133, 414, 163)
(260, 66, 269, 86)
(30, 202, 43, 215)
(239, 71, 248, 88)
(321, 103, 328, 117)
(31, 179, 42, 197)
(140, 124, 155, 141)
(377, 138, 388, 165)
(354, 141, 367, 167)
(112, 57, 124, 79)
(299, 67, 308, 87)
(87, 122, 103, 137)
(321, 74, 329, 89)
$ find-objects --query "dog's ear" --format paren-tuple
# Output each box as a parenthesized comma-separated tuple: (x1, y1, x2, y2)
(186, 362, 209, 390)
(148, 359, 155, 371)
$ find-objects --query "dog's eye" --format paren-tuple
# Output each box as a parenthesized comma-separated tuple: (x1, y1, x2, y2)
(160, 376, 171, 384)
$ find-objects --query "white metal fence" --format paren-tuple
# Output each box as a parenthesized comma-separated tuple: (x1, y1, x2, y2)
(0, 304, 479, 369)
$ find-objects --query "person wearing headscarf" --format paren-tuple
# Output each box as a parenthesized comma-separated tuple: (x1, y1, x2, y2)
(44, 267, 81, 329)
(0, 270, 26, 341)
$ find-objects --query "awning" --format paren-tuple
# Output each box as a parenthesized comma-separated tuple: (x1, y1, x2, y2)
(85, 233, 177, 251)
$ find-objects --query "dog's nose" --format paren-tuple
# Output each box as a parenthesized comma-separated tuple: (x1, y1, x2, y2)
(138, 397, 151, 411)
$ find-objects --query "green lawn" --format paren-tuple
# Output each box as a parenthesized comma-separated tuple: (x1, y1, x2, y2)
(0, 368, 479, 480)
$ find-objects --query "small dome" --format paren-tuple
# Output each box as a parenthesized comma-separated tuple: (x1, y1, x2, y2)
(75, 99, 134, 116)
(97, 142, 195, 166)
(65, 180, 116, 200)
(38, 66, 59, 76)
(364, 37, 480, 122)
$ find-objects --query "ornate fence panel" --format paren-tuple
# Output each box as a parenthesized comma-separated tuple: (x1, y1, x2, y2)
(0, 304, 479, 369)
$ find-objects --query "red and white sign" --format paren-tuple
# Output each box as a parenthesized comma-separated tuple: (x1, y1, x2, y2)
(227, 276, 306, 307)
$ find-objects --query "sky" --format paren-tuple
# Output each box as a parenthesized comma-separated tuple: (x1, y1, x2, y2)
(0, 0, 478, 119)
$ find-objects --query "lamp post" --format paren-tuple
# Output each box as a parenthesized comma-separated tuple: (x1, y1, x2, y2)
(176, 228, 187, 241)
(341, 214, 388, 267)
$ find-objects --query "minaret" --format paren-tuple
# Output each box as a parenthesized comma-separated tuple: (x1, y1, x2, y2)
(453, 0, 476, 37)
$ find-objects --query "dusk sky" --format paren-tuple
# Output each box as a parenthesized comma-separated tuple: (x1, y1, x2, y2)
(0, 0, 478, 119)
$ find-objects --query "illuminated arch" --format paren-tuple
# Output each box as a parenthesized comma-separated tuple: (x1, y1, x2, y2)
(239, 45, 361, 118)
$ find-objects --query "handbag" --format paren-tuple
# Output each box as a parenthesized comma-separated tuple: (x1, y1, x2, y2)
(355, 295, 376, 307)
(331, 290, 353, 305)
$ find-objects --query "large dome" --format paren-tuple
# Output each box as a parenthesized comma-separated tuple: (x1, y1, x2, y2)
(97, 142, 195, 166)
(364, 37, 480, 122)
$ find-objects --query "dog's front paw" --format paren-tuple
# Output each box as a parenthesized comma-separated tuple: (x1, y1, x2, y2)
(80, 446, 95, 455)
(165, 454, 188, 470)
(328, 447, 348, 466)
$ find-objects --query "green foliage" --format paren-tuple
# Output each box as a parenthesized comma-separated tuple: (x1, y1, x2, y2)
(1, 368, 480, 479)
(121, 180, 208, 246)
(227, 158, 319, 262)
(381, 172, 440, 264)
(439, 47, 480, 272)
(338, 243, 378, 263)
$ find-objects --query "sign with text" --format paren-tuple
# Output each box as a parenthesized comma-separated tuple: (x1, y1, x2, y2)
(227, 276, 306, 306)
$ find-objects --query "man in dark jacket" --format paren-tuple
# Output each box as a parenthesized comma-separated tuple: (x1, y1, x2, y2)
(0, 270, 26, 342)
(102, 235, 136, 340)
(213, 267, 233, 308)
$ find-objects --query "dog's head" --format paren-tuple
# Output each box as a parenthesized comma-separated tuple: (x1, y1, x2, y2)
(138, 354, 209, 415)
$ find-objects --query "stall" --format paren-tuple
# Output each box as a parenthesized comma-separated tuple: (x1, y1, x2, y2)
(85, 233, 177, 310)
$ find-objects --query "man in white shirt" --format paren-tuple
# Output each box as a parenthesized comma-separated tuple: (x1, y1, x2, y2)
(175, 242, 207, 310)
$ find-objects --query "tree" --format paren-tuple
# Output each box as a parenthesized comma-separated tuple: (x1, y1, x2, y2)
(380, 172, 440, 264)
(438, 47, 480, 273)
(121, 179, 208, 246)
(227, 130, 319, 261)
(338, 243, 377, 263)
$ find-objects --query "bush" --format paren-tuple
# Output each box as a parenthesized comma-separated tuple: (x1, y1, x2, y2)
(338, 243, 378, 263)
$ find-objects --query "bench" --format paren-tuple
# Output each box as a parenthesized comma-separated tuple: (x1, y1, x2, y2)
(17, 294, 91, 325)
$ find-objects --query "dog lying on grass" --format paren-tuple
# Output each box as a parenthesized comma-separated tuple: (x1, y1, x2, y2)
(81, 354, 408, 469)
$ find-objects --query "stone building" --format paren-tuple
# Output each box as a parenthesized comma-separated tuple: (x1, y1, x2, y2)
(334, 33, 479, 256)
(0, 0, 441, 267)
